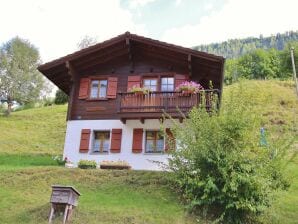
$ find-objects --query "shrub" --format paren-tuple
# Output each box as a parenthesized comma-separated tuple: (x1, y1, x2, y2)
(166, 86, 290, 223)
(52, 155, 67, 166)
(78, 160, 97, 169)
(42, 97, 54, 106)
(54, 89, 68, 105)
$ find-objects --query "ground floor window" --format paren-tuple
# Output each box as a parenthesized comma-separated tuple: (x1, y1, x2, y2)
(93, 131, 110, 153)
(145, 130, 164, 153)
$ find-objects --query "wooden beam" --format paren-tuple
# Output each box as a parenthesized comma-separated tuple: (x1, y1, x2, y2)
(135, 49, 187, 67)
(126, 38, 134, 73)
(120, 118, 126, 124)
(188, 54, 192, 77)
(78, 50, 128, 72)
(74, 44, 127, 67)
(136, 43, 187, 62)
(65, 61, 79, 121)
(65, 61, 76, 82)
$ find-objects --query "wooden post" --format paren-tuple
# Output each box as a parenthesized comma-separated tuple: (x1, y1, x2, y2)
(62, 205, 69, 224)
(290, 47, 298, 97)
(48, 204, 54, 224)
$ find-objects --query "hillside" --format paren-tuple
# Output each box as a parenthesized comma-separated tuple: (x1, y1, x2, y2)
(0, 80, 297, 223)
(193, 30, 298, 58)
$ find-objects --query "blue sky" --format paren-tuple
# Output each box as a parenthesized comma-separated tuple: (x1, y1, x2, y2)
(0, 0, 297, 62)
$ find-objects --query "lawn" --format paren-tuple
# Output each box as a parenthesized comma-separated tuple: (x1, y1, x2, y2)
(0, 80, 297, 223)
(0, 168, 195, 224)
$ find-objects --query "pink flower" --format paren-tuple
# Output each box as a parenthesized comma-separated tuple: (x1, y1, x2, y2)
(175, 81, 204, 93)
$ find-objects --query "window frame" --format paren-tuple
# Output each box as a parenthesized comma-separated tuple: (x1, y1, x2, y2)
(141, 74, 175, 92)
(142, 78, 159, 92)
(161, 77, 175, 92)
(92, 130, 111, 154)
(89, 78, 108, 100)
(144, 130, 165, 153)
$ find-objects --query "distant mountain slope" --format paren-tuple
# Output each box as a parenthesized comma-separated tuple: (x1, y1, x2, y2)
(193, 31, 298, 58)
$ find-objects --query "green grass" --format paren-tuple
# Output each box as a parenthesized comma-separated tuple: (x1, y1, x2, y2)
(0, 154, 57, 170)
(0, 168, 195, 224)
(0, 80, 297, 223)
(0, 105, 67, 155)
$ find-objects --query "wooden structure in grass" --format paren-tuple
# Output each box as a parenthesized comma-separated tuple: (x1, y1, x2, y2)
(49, 185, 81, 224)
(38, 32, 225, 170)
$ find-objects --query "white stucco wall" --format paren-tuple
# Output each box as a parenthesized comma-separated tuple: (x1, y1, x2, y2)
(63, 119, 175, 170)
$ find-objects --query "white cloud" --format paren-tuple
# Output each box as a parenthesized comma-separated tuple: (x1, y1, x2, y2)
(128, 0, 156, 9)
(0, 0, 148, 63)
(204, 3, 214, 11)
(161, 0, 298, 47)
(174, 0, 182, 7)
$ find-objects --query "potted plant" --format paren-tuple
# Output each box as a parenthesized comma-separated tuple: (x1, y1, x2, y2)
(175, 81, 204, 96)
(128, 85, 150, 95)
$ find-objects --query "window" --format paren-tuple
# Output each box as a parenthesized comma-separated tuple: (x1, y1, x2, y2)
(161, 77, 174, 92)
(93, 131, 110, 153)
(90, 80, 108, 99)
(143, 79, 158, 91)
(145, 130, 164, 153)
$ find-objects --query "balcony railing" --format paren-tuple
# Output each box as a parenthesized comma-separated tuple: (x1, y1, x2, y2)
(118, 89, 220, 114)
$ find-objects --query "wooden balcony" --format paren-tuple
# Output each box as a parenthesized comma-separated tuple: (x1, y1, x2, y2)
(117, 90, 220, 121)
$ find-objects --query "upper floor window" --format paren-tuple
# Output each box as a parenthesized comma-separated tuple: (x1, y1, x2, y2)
(93, 131, 110, 153)
(161, 77, 174, 92)
(143, 79, 158, 91)
(90, 80, 107, 99)
(145, 130, 164, 153)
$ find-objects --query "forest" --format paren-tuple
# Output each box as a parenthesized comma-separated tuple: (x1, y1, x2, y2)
(193, 30, 298, 58)
(193, 31, 298, 84)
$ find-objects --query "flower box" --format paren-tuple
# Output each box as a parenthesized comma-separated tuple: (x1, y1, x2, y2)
(100, 164, 131, 170)
(99, 160, 131, 170)
(176, 81, 203, 95)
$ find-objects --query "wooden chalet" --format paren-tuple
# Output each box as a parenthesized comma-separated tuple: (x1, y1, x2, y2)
(38, 32, 225, 170)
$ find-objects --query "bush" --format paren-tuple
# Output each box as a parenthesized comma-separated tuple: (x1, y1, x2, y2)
(42, 97, 54, 107)
(78, 160, 97, 169)
(166, 87, 290, 223)
(52, 155, 67, 166)
(54, 89, 68, 105)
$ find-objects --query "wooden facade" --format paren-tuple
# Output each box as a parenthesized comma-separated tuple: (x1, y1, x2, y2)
(38, 32, 225, 122)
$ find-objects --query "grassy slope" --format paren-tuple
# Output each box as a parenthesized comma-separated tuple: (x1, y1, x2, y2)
(0, 105, 67, 155)
(0, 80, 297, 223)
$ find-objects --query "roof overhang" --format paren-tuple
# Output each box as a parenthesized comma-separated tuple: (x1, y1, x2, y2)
(38, 32, 225, 95)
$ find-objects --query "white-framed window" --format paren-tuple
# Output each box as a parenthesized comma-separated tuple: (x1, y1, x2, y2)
(90, 79, 108, 99)
(161, 77, 174, 92)
(93, 131, 110, 153)
(143, 78, 158, 91)
(145, 130, 164, 153)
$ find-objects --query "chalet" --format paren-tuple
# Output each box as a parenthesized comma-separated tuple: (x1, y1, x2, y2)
(38, 32, 225, 170)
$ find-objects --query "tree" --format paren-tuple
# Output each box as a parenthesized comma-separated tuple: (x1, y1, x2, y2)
(77, 35, 97, 50)
(54, 89, 68, 104)
(280, 42, 298, 79)
(0, 37, 46, 115)
(166, 87, 290, 223)
(237, 49, 281, 79)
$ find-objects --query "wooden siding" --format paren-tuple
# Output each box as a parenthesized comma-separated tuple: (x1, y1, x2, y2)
(69, 55, 204, 120)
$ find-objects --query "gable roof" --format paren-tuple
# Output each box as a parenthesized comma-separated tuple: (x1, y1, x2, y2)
(38, 32, 225, 94)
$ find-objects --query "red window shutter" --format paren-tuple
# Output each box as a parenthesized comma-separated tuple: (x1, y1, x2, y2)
(165, 128, 175, 152)
(127, 76, 141, 91)
(78, 78, 90, 99)
(107, 77, 118, 99)
(174, 74, 188, 89)
(132, 128, 143, 153)
(110, 129, 122, 153)
(79, 129, 91, 153)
